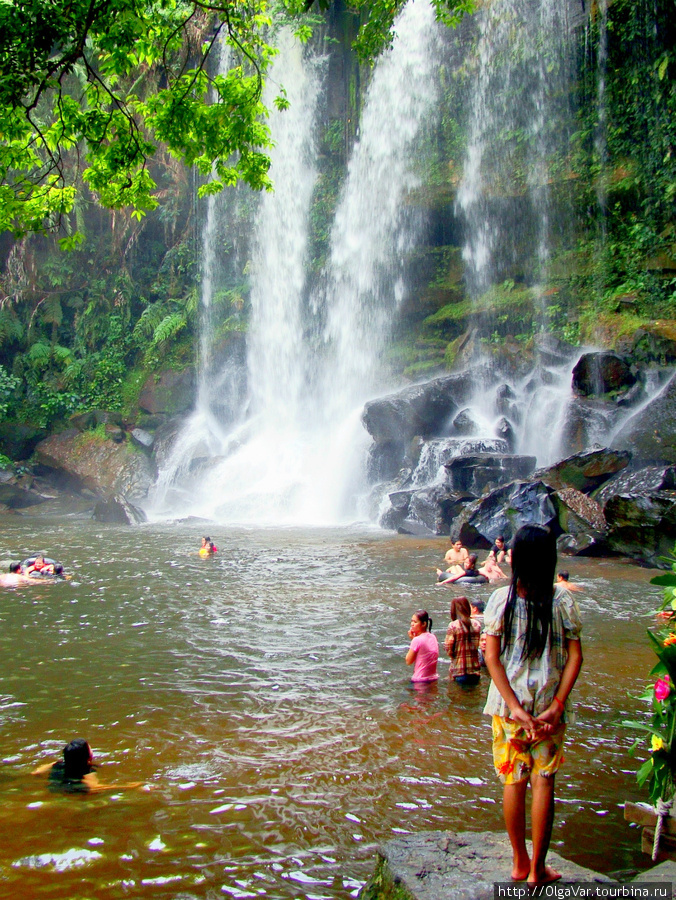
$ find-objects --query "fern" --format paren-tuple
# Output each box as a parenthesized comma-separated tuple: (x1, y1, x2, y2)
(0, 306, 23, 345)
(27, 342, 51, 366)
(151, 313, 186, 346)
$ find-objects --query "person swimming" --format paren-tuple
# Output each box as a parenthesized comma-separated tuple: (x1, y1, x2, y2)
(199, 536, 218, 557)
(0, 562, 39, 587)
(32, 739, 143, 793)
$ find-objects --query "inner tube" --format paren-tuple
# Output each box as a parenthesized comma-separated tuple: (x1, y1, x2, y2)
(21, 556, 63, 577)
(452, 575, 489, 584)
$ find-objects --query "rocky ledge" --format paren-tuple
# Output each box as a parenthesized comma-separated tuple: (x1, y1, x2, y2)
(359, 831, 612, 900)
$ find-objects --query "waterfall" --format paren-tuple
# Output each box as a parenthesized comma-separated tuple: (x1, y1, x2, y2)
(457, 0, 575, 309)
(152, 1, 444, 524)
(317, 0, 442, 414)
(449, 0, 579, 465)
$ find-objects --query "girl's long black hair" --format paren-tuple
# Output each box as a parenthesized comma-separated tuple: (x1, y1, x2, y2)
(502, 524, 557, 660)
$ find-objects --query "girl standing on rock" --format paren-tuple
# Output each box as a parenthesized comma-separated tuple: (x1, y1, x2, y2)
(483, 524, 582, 886)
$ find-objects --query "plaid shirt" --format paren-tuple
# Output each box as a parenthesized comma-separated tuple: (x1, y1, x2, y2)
(444, 618, 482, 677)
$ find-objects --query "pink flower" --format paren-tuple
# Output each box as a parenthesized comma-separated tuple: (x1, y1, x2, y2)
(655, 676, 671, 701)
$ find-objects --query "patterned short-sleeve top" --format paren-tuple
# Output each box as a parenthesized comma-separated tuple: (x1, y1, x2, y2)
(482, 584, 582, 721)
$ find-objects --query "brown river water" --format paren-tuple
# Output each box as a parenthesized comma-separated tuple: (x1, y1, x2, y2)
(0, 519, 662, 898)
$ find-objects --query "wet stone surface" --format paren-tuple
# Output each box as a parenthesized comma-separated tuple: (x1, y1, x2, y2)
(361, 831, 613, 900)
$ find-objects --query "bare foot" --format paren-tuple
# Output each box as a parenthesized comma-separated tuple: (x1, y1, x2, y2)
(528, 865, 562, 886)
(511, 867, 530, 881)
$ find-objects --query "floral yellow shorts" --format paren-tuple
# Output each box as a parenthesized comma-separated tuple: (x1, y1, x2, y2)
(491, 716, 566, 784)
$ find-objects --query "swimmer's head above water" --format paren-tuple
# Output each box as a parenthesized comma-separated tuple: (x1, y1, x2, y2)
(63, 739, 95, 779)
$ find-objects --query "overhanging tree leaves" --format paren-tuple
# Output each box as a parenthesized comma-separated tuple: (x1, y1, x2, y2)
(0, 0, 474, 239)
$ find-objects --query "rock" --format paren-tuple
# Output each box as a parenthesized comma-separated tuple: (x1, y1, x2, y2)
(359, 830, 612, 900)
(93, 495, 147, 525)
(444, 454, 537, 495)
(408, 486, 475, 535)
(558, 399, 623, 457)
(493, 417, 516, 451)
(0, 482, 47, 509)
(593, 465, 676, 507)
(104, 424, 125, 443)
(535, 448, 631, 493)
(130, 428, 155, 451)
(494, 383, 517, 416)
(557, 532, 606, 556)
(34, 429, 157, 501)
(0, 423, 47, 460)
(553, 486, 607, 534)
(533, 332, 578, 366)
(451, 408, 479, 435)
(612, 372, 676, 464)
(604, 490, 676, 568)
(572, 351, 637, 397)
(632, 321, 676, 365)
(409, 438, 512, 488)
(69, 410, 124, 431)
(362, 372, 475, 446)
(451, 480, 559, 549)
(138, 368, 195, 416)
(396, 518, 437, 537)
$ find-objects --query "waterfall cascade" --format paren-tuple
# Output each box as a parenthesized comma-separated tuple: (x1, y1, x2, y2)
(151, 0, 659, 528)
(152, 0, 444, 523)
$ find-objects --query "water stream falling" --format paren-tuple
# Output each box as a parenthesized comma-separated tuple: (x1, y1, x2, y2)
(152, 0, 444, 523)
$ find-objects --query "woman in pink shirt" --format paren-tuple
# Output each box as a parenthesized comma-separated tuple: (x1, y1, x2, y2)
(405, 610, 439, 682)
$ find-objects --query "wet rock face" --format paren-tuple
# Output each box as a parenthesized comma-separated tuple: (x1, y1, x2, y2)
(34, 430, 156, 501)
(593, 465, 676, 506)
(444, 454, 536, 495)
(572, 351, 637, 398)
(93, 495, 147, 525)
(450, 480, 559, 548)
(604, 490, 676, 567)
(362, 373, 475, 446)
(535, 448, 632, 493)
(553, 487, 606, 534)
(138, 369, 195, 416)
(612, 373, 676, 464)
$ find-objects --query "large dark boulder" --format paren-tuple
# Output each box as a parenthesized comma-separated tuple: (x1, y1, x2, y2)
(93, 494, 147, 525)
(380, 487, 475, 534)
(572, 351, 637, 398)
(444, 454, 536, 495)
(535, 448, 631, 493)
(558, 399, 623, 458)
(593, 465, 676, 507)
(361, 372, 475, 446)
(450, 481, 559, 549)
(612, 372, 676, 464)
(604, 490, 676, 568)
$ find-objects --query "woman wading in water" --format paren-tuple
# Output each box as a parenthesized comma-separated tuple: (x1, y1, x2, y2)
(483, 525, 583, 885)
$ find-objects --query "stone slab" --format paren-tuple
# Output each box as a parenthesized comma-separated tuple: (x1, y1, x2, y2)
(361, 831, 613, 900)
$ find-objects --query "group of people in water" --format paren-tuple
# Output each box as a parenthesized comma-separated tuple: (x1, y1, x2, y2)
(10, 524, 583, 885)
(0, 553, 66, 587)
(408, 524, 584, 886)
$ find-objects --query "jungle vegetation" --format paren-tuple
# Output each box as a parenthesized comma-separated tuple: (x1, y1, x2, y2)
(0, 0, 673, 440)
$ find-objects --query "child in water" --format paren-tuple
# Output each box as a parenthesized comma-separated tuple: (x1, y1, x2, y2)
(405, 610, 439, 683)
(199, 536, 218, 557)
(483, 524, 583, 885)
(32, 739, 144, 793)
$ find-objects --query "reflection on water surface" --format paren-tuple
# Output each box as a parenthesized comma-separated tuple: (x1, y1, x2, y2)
(0, 522, 661, 897)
